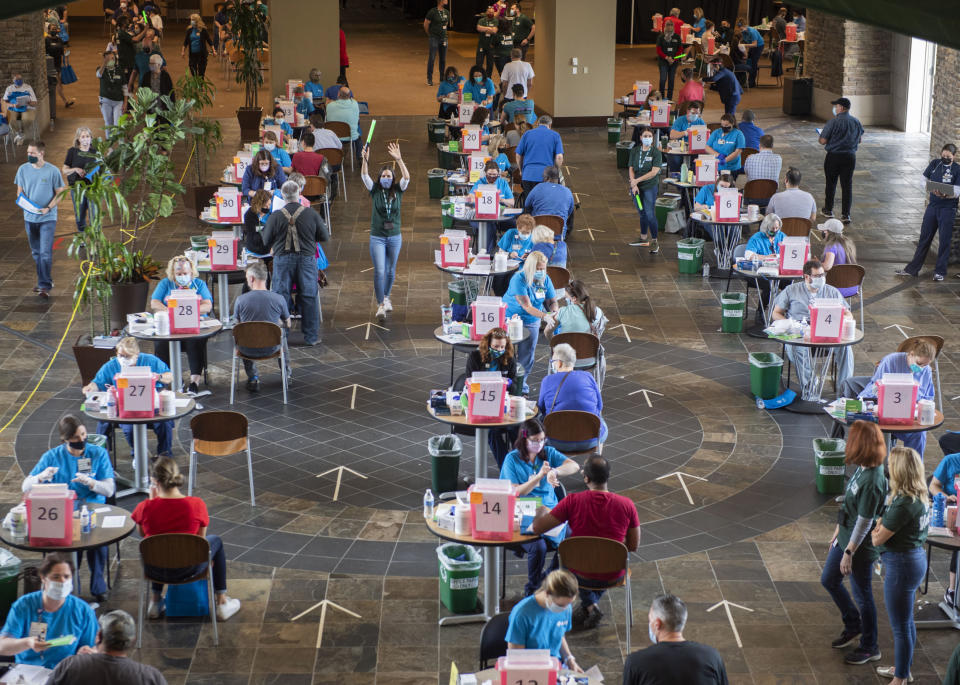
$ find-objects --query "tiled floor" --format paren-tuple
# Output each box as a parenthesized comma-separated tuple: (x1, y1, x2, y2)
(0, 6, 959, 685)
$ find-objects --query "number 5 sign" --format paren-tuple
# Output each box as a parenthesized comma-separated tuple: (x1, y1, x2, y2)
(777, 237, 809, 275)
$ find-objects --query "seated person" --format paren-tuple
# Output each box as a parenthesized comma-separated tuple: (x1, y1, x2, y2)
(487, 133, 512, 173)
(500, 418, 580, 595)
(930, 448, 960, 607)
(469, 106, 493, 143)
(22, 416, 115, 601)
(82, 336, 174, 455)
(308, 123, 342, 199)
(3, 72, 38, 140)
(470, 160, 515, 253)
(663, 100, 704, 172)
(738, 109, 764, 150)
(325, 86, 362, 160)
(505, 118, 531, 147)
(304, 68, 324, 103)
(838, 338, 936, 457)
(545, 279, 607, 338)
(293, 86, 314, 120)
(242, 190, 272, 257)
(291, 132, 326, 178)
(766, 166, 817, 224)
(466, 327, 519, 468)
(532, 455, 640, 630)
(0, 553, 98, 669)
(262, 130, 291, 174)
(506, 569, 583, 672)
(325, 75, 351, 101)
(241, 149, 287, 199)
(463, 64, 496, 109)
(502, 83, 536, 125)
(692, 172, 734, 239)
(530, 223, 567, 268)
(147, 256, 214, 393)
(436, 66, 464, 118)
(131, 457, 241, 621)
(704, 113, 745, 179)
(772, 259, 855, 400)
(537, 343, 607, 452)
(819, 218, 859, 297)
(523, 166, 575, 239)
(743, 134, 782, 186)
(269, 107, 293, 138)
(743, 213, 790, 321)
(498, 212, 535, 259)
(233, 261, 291, 392)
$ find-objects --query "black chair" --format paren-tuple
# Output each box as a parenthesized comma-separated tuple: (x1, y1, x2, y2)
(479, 611, 511, 669)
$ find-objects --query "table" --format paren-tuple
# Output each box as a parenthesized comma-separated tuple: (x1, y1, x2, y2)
(128, 321, 223, 391)
(828, 409, 944, 451)
(196, 258, 272, 330)
(425, 510, 539, 626)
(626, 116, 673, 145)
(83, 395, 197, 497)
(218, 176, 242, 187)
(434, 258, 521, 298)
(778, 330, 863, 414)
(433, 325, 530, 385)
(663, 148, 702, 167)
(731, 265, 802, 337)
(664, 178, 697, 217)
(918, 532, 960, 630)
(458, 207, 523, 257)
(199, 216, 244, 240)
(692, 214, 762, 275)
(474, 667, 601, 684)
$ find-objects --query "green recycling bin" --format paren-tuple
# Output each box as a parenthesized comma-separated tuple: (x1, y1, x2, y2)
(813, 438, 847, 494)
(720, 292, 746, 333)
(428, 168, 446, 199)
(749, 352, 783, 399)
(429, 434, 462, 495)
(0, 550, 20, 624)
(616, 141, 635, 169)
(438, 147, 460, 171)
(607, 117, 623, 143)
(448, 280, 467, 305)
(438, 543, 482, 613)
(656, 196, 680, 231)
(441, 196, 455, 228)
(677, 238, 704, 274)
(427, 118, 448, 143)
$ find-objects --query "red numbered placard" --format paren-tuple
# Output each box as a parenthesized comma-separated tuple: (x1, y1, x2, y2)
(705, 36, 716, 54)
(278, 99, 295, 122)
(168, 291, 201, 334)
(785, 23, 798, 41)
(214, 190, 241, 223)
(26, 489, 74, 546)
(632, 81, 651, 105)
(471, 297, 506, 339)
(695, 155, 717, 186)
(497, 651, 560, 685)
(115, 370, 154, 417)
(680, 24, 691, 42)
(878, 375, 919, 425)
(777, 237, 809, 275)
(233, 154, 252, 181)
(651, 101, 671, 126)
(689, 126, 708, 152)
(475, 187, 500, 219)
(440, 232, 470, 267)
(809, 299, 843, 343)
(459, 102, 476, 126)
(467, 379, 506, 420)
(714, 189, 741, 221)
(470, 488, 512, 536)
(652, 13, 663, 31)
(468, 154, 488, 182)
(208, 232, 238, 269)
(462, 125, 482, 153)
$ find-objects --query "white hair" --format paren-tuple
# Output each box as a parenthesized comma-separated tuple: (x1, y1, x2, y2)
(280, 180, 300, 202)
(552, 343, 576, 367)
(759, 213, 781, 234)
(522, 250, 547, 285)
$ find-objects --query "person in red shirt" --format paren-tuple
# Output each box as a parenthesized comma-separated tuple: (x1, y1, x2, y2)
(131, 457, 241, 622)
(677, 68, 705, 106)
(532, 454, 640, 630)
(339, 27, 349, 81)
(291, 132, 326, 177)
(662, 7, 684, 34)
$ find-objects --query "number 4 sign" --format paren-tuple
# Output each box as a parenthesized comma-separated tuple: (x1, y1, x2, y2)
(809, 298, 844, 343)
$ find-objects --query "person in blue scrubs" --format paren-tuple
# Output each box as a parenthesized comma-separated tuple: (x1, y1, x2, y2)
(435, 65, 464, 118)
(463, 64, 496, 109)
(705, 114, 745, 179)
(744, 214, 790, 321)
(304, 69, 324, 102)
(504, 252, 558, 392)
(705, 58, 742, 115)
(930, 446, 960, 603)
(522, 166, 575, 239)
(269, 107, 294, 138)
(691, 7, 706, 37)
(262, 130, 291, 174)
(506, 569, 583, 672)
(692, 173, 734, 240)
(470, 160, 515, 253)
(21, 416, 115, 601)
(498, 212, 534, 259)
(500, 419, 580, 595)
(736, 18, 764, 87)
(664, 101, 704, 172)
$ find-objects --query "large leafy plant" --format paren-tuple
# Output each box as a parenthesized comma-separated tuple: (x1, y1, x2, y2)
(176, 70, 223, 184)
(229, 0, 269, 109)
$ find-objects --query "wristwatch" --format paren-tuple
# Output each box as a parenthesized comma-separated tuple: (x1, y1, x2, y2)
(843, 549, 852, 556)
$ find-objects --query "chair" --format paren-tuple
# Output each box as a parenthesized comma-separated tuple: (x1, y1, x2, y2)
(317, 147, 346, 202)
(706, 122, 722, 132)
(188, 411, 255, 506)
(546, 265, 570, 295)
(137, 534, 218, 648)
(742, 179, 778, 210)
(780, 217, 812, 238)
(740, 147, 759, 167)
(543, 410, 601, 458)
(535, 214, 565, 239)
(303, 174, 331, 234)
(230, 322, 288, 405)
(550, 332, 600, 375)
(323, 121, 354, 172)
(478, 611, 510, 669)
(898, 335, 945, 410)
(825, 264, 865, 331)
(558, 536, 633, 652)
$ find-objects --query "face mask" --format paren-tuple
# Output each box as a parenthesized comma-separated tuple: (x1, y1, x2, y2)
(832, 106, 838, 116)
(44, 579, 73, 602)
(534, 270, 545, 282)
(550, 359, 561, 372)
(27, 155, 38, 164)
(107, 59, 117, 67)
(943, 156, 952, 165)
(546, 598, 566, 614)
(808, 275, 825, 290)
(490, 348, 503, 359)
(687, 113, 697, 122)
(448, 76, 457, 83)
(721, 125, 732, 132)
(175, 274, 192, 286)
(648, 622, 658, 644)
(117, 355, 135, 368)
(526, 439, 545, 453)
(486, 174, 499, 183)
(474, 76, 483, 83)
(264, 142, 276, 151)
(380, 177, 392, 189)
(641, 136, 653, 146)
(259, 163, 271, 172)
(910, 363, 924, 374)
(68, 440, 85, 451)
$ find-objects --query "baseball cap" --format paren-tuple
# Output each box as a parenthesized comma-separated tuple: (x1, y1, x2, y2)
(831, 97, 851, 109)
(818, 218, 844, 234)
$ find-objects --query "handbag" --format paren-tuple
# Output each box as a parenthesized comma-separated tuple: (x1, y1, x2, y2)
(60, 55, 77, 85)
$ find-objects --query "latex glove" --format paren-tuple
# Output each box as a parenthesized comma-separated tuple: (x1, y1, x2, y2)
(72, 473, 95, 489)
(38, 466, 58, 482)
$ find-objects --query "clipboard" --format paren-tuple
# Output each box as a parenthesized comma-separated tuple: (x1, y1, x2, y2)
(16, 193, 43, 214)
(926, 180, 958, 198)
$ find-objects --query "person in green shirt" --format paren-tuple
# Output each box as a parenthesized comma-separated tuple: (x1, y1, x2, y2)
(476, 7, 498, 79)
(423, 0, 450, 86)
(944, 643, 960, 685)
(627, 126, 663, 253)
(491, 17, 515, 77)
(872, 446, 930, 684)
(509, 3, 535, 60)
(820, 420, 886, 667)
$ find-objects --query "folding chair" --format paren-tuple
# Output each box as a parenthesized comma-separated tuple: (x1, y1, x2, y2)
(188, 411, 255, 506)
(323, 121, 354, 172)
(317, 147, 346, 202)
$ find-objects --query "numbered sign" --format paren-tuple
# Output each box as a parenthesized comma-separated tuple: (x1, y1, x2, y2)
(214, 189, 241, 223)
(809, 298, 843, 343)
(168, 289, 201, 334)
(705, 36, 716, 54)
(26, 486, 74, 546)
(471, 296, 506, 339)
(208, 231, 238, 269)
(497, 650, 560, 685)
(689, 125, 708, 153)
(459, 102, 476, 126)
(652, 13, 663, 31)
(877, 373, 919, 425)
(277, 99, 295, 122)
(466, 376, 507, 422)
(468, 154, 488, 183)
(777, 237, 809, 275)
(694, 154, 717, 186)
(285, 79, 303, 101)
(233, 153, 252, 180)
(632, 80, 651, 105)
(680, 23, 691, 42)
(651, 101, 670, 126)
(440, 230, 470, 267)
(115, 367, 156, 418)
(714, 188, 741, 221)
(462, 124, 482, 153)
(469, 478, 516, 540)
(475, 186, 500, 220)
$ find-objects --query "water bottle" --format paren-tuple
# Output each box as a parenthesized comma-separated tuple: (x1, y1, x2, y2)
(80, 505, 91, 535)
(106, 386, 118, 419)
(702, 262, 710, 278)
(756, 397, 765, 410)
(933, 492, 946, 527)
(423, 489, 435, 519)
(680, 161, 688, 182)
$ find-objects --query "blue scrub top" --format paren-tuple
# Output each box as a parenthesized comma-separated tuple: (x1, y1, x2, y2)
(505, 594, 572, 658)
(745, 230, 784, 256)
(691, 17, 706, 36)
(499, 446, 568, 508)
(934, 453, 960, 496)
(707, 127, 746, 171)
(463, 77, 497, 106)
(504, 270, 556, 324)
(437, 76, 465, 99)
(1, 592, 98, 669)
(303, 81, 324, 99)
(695, 183, 717, 207)
(672, 114, 705, 134)
(742, 26, 764, 47)
(859, 352, 935, 401)
(92, 352, 170, 392)
(151, 277, 213, 306)
(268, 147, 292, 168)
(469, 177, 513, 201)
(515, 126, 564, 183)
(28, 443, 114, 504)
(493, 152, 511, 172)
(498, 228, 533, 256)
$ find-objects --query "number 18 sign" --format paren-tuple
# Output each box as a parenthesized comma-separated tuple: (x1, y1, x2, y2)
(475, 186, 500, 220)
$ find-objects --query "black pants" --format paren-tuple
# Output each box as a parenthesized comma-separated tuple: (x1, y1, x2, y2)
(658, 60, 678, 100)
(188, 51, 208, 77)
(823, 152, 856, 216)
(476, 46, 494, 77)
(521, 180, 540, 202)
(154, 339, 206, 382)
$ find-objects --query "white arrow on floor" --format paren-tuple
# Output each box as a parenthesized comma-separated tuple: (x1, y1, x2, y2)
(655, 471, 706, 505)
(883, 323, 914, 338)
(609, 323, 642, 343)
(573, 192, 589, 204)
(590, 267, 621, 284)
(707, 599, 754, 648)
(628, 388, 663, 408)
(316, 465, 368, 501)
(346, 322, 389, 340)
(290, 599, 362, 648)
(578, 227, 604, 241)
(332, 383, 374, 410)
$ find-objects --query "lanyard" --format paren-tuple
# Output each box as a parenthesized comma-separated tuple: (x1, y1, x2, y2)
(381, 190, 394, 216)
(637, 147, 651, 168)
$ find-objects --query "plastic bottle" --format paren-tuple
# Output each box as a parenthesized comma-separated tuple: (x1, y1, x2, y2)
(680, 161, 688, 182)
(106, 387, 118, 419)
(423, 489, 435, 519)
(702, 262, 710, 278)
(933, 493, 946, 527)
(756, 397, 764, 410)
(80, 505, 91, 535)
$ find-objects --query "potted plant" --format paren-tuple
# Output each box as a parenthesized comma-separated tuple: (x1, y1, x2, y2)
(230, 0, 269, 142)
(176, 70, 223, 215)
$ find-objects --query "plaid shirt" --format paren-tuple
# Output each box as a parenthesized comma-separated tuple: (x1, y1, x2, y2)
(744, 150, 782, 182)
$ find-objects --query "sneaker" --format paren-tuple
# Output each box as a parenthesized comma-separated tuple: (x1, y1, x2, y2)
(187, 381, 199, 394)
(840, 214, 851, 224)
(876, 666, 912, 681)
(215, 597, 241, 621)
(844, 647, 881, 665)
(894, 268, 917, 277)
(934, 273, 945, 281)
(629, 236, 651, 247)
(427, 79, 433, 86)
(246, 377, 260, 392)
(376, 304, 386, 321)
(831, 629, 861, 649)
(37, 289, 50, 299)
(290, 312, 302, 319)
(821, 208, 834, 218)
(944, 588, 955, 608)
(649, 239, 660, 254)
(581, 607, 604, 630)
(148, 599, 163, 619)
(383, 296, 393, 312)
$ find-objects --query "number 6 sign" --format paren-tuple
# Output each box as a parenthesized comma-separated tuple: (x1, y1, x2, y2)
(714, 188, 741, 221)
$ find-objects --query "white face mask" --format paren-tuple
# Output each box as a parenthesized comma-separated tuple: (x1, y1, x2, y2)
(807, 275, 825, 290)
(264, 142, 276, 151)
(117, 355, 135, 367)
(546, 597, 566, 613)
(641, 136, 653, 146)
(44, 579, 73, 602)
(259, 163, 271, 172)
(175, 273, 192, 286)
(648, 621, 658, 644)
(832, 106, 838, 116)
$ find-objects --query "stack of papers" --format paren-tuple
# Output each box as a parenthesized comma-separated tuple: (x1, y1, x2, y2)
(0, 664, 53, 684)
(92, 335, 122, 349)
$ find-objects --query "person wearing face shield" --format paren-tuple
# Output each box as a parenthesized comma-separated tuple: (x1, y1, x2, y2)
(0, 554, 98, 669)
(20, 418, 116, 603)
(500, 419, 580, 596)
(771, 259, 855, 399)
(505, 570, 583, 672)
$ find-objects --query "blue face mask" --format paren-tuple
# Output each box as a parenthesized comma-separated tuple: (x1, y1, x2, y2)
(534, 270, 545, 282)
(489, 348, 503, 359)
(14, 79, 23, 87)
(910, 363, 924, 374)
(380, 177, 392, 189)
(175, 274, 192, 287)
(474, 75, 483, 83)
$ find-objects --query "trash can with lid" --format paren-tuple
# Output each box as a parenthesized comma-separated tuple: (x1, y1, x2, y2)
(428, 168, 447, 199)
(427, 118, 448, 143)
(0, 549, 20, 624)
(429, 434, 462, 495)
(677, 238, 704, 274)
(437, 543, 482, 613)
(720, 292, 746, 333)
(616, 140, 635, 169)
(607, 117, 623, 144)
(749, 352, 783, 399)
(813, 438, 847, 494)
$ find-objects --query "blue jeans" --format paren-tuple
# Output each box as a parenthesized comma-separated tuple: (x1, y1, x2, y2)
(148, 534, 227, 595)
(272, 253, 319, 344)
(515, 320, 540, 394)
(517, 538, 559, 596)
(84, 545, 108, 596)
(905, 203, 955, 277)
(723, 94, 741, 115)
(25, 220, 56, 290)
(369, 234, 402, 304)
(747, 46, 762, 86)
(634, 185, 659, 238)
(96, 419, 174, 456)
(820, 543, 878, 652)
(883, 548, 926, 678)
(427, 36, 446, 81)
(575, 573, 616, 607)
(657, 60, 678, 100)
(71, 186, 94, 231)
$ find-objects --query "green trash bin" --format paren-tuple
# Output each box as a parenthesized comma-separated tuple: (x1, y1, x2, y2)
(677, 238, 704, 274)
(720, 292, 746, 333)
(749, 352, 783, 399)
(0, 550, 20, 625)
(428, 168, 446, 199)
(616, 141, 635, 168)
(429, 434, 462, 495)
(441, 196, 455, 228)
(437, 543, 482, 613)
(427, 118, 448, 143)
(448, 281, 467, 305)
(813, 438, 847, 494)
(655, 196, 680, 231)
(607, 117, 623, 143)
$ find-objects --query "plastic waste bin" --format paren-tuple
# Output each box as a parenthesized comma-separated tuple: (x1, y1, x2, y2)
(656, 196, 680, 231)
(87, 434, 108, 448)
(616, 141, 635, 169)
(813, 438, 847, 494)
(607, 117, 623, 144)
(0, 549, 20, 624)
(429, 434, 462, 495)
(428, 118, 448, 143)
(749, 352, 783, 399)
(677, 238, 704, 274)
(720, 292, 746, 333)
(428, 168, 446, 199)
(437, 543, 482, 613)
(448, 280, 467, 306)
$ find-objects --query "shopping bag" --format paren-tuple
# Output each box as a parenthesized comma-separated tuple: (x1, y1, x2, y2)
(60, 56, 77, 85)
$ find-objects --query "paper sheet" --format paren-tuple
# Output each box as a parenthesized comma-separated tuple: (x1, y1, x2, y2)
(93, 507, 111, 514)
(174, 398, 192, 407)
(0, 664, 53, 684)
(200, 319, 221, 328)
(16, 193, 43, 214)
(101, 516, 126, 529)
(43, 634, 76, 647)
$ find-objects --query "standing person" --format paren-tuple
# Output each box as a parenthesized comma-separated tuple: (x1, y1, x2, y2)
(424, 0, 449, 87)
(736, 17, 764, 87)
(476, 6, 498, 77)
(499, 48, 534, 104)
(504, 251, 558, 392)
(738, 109, 764, 150)
(897, 144, 960, 282)
(16, 140, 65, 299)
(627, 126, 662, 252)
(96, 50, 125, 129)
(516, 116, 563, 197)
(704, 113, 745, 179)
(114, 16, 149, 86)
(129, 35, 164, 91)
(704, 57, 742, 115)
(655, 20, 683, 101)
(505, 570, 583, 671)
(361, 142, 409, 322)
(261, 181, 329, 346)
(872, 447, 930, 684)
(509, 3, 535, 60)
(339, 28, 349, 82)
(61, 127, 97, 232)
(819, 97, 864, 224)
(766, 166, 818, 224)
(233, 261, 291, 392)
(491, 18, 517, 78)
(690, 7, 706, 36)
(181, 14, 213, 77)
(662, 7, 683, 33)
(820, 420, 886, 667)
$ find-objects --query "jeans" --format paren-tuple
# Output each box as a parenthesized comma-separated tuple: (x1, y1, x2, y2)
(882, 548, 926, 678)
(575, 574, 616, 607)
(96, 419, 174, 456)
(99, 97, 123, 128)
(272, 253, 320, 344)
(634, 185, 659, 238)
(820, 542, 878, 652)
(84, 545, 109, 595)
(517, 538, 559, 596)
(657, 60, 678, 100)
(427, 36, 447, 81)
(240, 331, 290, 379)
(515, 320, 540, 394)
(25, 220, 56, 290)
(494, 55, 510, 78)
(70, 186, 94, 231)
(148, 534, 228, 595)
(489, 427, 518, 470)
(154, 339, 206, 380)
(905, 203, 956, 276)
(824, 152, 856, 216)
(369, 234, 402, 304)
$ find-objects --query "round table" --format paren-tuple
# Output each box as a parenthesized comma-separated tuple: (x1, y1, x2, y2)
(663, 148, 700, 166)
(127, 321, 223, 391)
(777, 330, 863, 413)
(196, 258, 272, 330)
(433, 325, 530, 385)
(664, 177, 697, 217)
(83, 395, 197, 496)
(433, 258, 520, 298)
(730, 265, 803, 337)
(828, 409, 944, 450)
(458, 207, 522, 257)
(692, 214, 762, 276)
(918, 532, 960, 630)
(218, 177, 242, 187)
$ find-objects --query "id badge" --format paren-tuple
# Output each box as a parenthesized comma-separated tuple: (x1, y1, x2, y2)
(29, 621, 47, 641)
(76, 458, 92, 474)
(264, 182, 272, 191)
(383, 221, 395, 231)
(535, 288, 546, 300)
